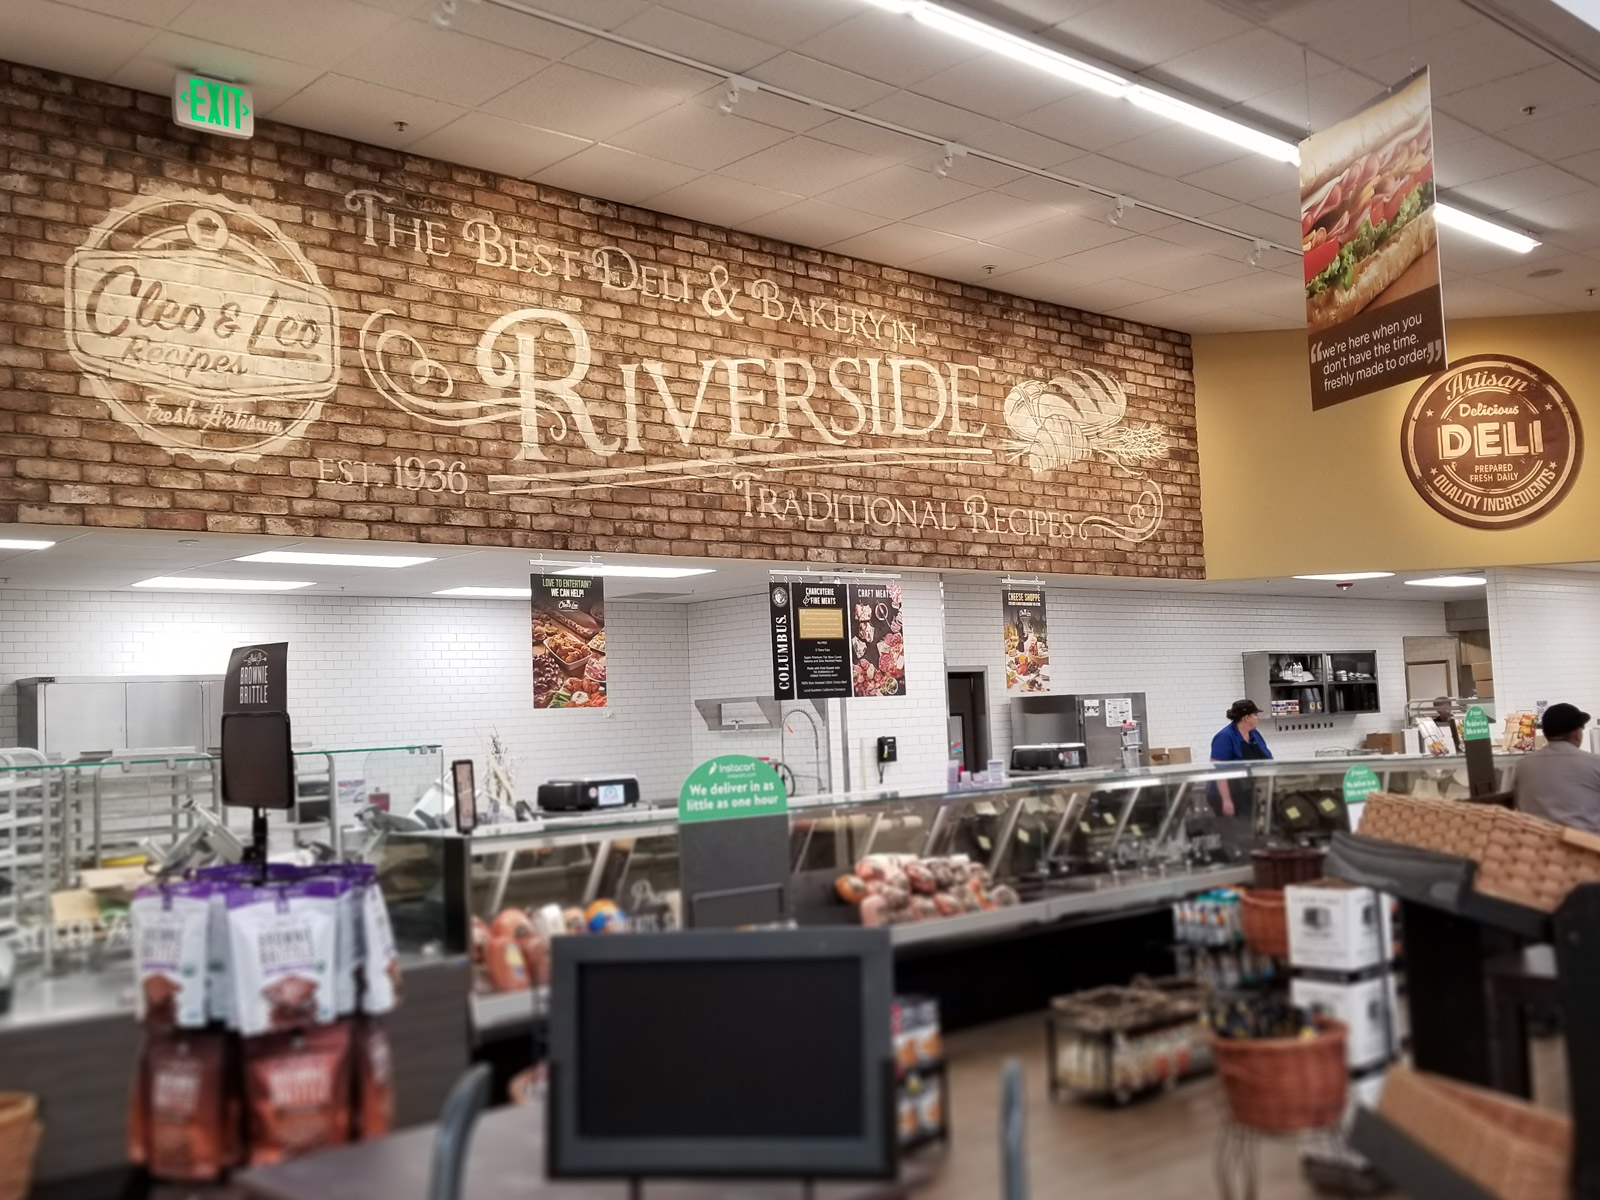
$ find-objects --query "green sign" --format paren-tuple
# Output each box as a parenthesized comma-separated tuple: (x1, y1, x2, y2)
(172, 72, 254, 139)
(678, 755, 788, 824)
(1343, 764, 1381, 807)
(1462, 706, 1492, 742)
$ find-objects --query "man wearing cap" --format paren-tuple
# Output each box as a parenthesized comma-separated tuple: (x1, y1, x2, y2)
(1514, 704, 1600, 833)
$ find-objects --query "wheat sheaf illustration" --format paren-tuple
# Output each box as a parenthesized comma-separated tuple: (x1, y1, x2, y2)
(1002, 370, 1169, 475)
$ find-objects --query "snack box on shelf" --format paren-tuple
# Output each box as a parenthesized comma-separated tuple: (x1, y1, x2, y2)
(1290, 974, 1403, 1071)
(1286, 880, 1395, 973)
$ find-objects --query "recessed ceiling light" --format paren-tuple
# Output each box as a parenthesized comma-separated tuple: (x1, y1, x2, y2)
(0, 539, 55, 550)
(1294, 572, 1395, 582)
(1404, 575, 1487, 588)
(434, 586, 533, 598)
(532, 562, 715, 579)
(133, 576, 315, 591)
(235, 551, 436, 568)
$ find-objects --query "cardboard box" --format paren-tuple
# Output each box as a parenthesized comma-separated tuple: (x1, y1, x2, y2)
(1476, 680, 1495, 699)
(1471, 660, 1494, 683)
(1363, 732, 1406, 754)
(1148, 747, 1192, 765)
(1286, 880, 1394, 973)
(1291, 974, 1402, 1070)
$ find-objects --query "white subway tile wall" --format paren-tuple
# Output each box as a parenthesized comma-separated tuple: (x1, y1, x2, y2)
(0, 589, 695, 800)
(942, 580, 1449, 763)
(1486, 567, 1600, 720)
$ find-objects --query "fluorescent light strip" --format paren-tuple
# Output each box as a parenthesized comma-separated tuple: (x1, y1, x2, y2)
(133, 576, 314, 591)
(1126, 86, 1299, 163)
(910, 3, 1126, 96)
(235, 550, 437, 568)
(1404, 575, 1487, 588)
(435, 586, 533, 598)
(1294, 572, 1395, 582)
(0, 539, 55, 550)
(1434, 203, 1540, 253)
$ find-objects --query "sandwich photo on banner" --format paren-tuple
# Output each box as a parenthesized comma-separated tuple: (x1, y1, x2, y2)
(1300, 69, 1446, 410)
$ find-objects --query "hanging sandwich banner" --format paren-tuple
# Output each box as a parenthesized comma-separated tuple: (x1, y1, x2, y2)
(1300, 68, 1446, 410)
(771, 579, 906, 700)
(1002, 587, 1050, 692)
(531, 574, 606, 709)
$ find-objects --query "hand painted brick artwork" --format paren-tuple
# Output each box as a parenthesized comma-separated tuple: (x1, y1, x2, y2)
(0, 60, 1202, 577)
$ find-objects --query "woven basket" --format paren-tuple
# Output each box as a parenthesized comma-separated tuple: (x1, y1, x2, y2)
(1360, 793, 1600, 912)
(1239, 889, 1288, 958)
(1049, 986, 1195, 1035)
(1380, 1067, 1569, 1200)
(0, 1094, 41, 1200)
(1211, 1018, 1348, 1133)
(1252, 846, 1326, 890)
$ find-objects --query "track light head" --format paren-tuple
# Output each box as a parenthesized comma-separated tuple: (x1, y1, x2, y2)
(718, 75, 756, 115)
(1107, 195, 1131, 226)
(932, 142, 966, 178)
(1248, 238, 1268, 268)
(431, 0, 458, 29)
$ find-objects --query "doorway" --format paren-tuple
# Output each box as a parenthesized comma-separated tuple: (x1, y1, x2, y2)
(947, 671, 990, 775)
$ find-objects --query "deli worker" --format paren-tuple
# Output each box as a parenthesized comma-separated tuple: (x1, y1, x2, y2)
(1210, 700, 1273, 818)
(1515, 703, 1600, 834)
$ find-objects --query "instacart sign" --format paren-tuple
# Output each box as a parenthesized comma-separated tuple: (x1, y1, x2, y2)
(1462, 706, 1492, 742)
(679, 755, 788, 824)
(1343, 764, 1381, 807)
(172, 72, 254, 139)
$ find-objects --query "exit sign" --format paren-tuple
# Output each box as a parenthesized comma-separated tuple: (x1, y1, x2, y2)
(172, 72, 253, 139)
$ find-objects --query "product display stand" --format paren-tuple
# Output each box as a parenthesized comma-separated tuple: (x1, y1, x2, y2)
(1326, 831, 1600, 1200)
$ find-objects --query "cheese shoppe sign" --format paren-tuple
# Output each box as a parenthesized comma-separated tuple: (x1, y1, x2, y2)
(1300, 69, 1446, 410)
(1402, 356, 1582, 529)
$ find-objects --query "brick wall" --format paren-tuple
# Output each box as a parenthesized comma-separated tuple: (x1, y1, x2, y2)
(0, 60, 1202, 578)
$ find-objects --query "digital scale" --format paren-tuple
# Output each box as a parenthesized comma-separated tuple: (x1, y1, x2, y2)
(536, 774, 641, 812)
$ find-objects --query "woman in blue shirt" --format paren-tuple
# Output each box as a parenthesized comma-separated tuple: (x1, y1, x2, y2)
(1210, 699, 1272, 819)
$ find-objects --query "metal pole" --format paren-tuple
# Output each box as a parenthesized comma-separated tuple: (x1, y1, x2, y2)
(1001, 1058, 1028, 1200)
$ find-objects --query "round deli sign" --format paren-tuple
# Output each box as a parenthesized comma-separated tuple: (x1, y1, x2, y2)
(1401, 355, 1582, 529)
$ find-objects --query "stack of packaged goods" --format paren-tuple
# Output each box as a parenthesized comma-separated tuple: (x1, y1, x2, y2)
(892, 996, 945, 1150)
(1173, 890, 1276, 992)
(472, 899, 639, 994)
(127, 863, 400, 1183)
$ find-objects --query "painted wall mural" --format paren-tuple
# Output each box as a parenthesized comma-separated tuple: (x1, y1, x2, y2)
(1, 61, 1202, 576)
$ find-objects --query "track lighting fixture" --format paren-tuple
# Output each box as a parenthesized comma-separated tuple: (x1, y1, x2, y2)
(1248, 239, 1268, 268)
(1108, 195, 1131, 227)
(431, 0, 457, 29)
(718, 76, 755, 115)
(932, 142, 966, 178)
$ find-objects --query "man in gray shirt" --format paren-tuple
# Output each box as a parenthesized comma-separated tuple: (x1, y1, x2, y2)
(1515, 704, 1600, 833)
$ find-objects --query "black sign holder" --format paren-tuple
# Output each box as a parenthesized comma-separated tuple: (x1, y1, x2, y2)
(219, 643, 295, 881)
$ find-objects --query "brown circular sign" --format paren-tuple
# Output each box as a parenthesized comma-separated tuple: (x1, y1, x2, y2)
(1401, 354, 1582, 529)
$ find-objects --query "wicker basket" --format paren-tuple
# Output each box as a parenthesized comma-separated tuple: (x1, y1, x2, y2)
(1379, 1067, 1569, 1200)
(1239, 889, 1288, 958)
(1049, 986, 1195, 1035)
(0, 1094, 41, 1200)
(1360, 793, 1600, 912)
(1211, 1018, 1348, 1133)
(1251, 846, 1326, 890)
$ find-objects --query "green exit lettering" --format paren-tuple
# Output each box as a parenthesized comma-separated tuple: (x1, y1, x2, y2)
(173, 73, 254, 139)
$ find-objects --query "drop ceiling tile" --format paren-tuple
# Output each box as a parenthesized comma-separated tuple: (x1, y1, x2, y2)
(0, 0, 159, 79)
(1203, 203, 1298, 245)
(405, 112, 590, 178)
(816, 164, 981, 221)
(1180, 155, 1298, 206)
(1557, 148, 1600, 187)
(532, 143, 701, 205)
(644, 174, 801, 228)
(793, 12, 980, 89)
(1452, 164, 1589, 214)
(1185, 269, 1302, 309)
(267, 74, 467, 148)
(1050, 277, 1171, 311)
(827, 224, 972, 266)
(561, 38, 716, 96)
(1267, 0, 1478, 67)
(725, 87, 836, 134)
(910, 56, 1086, 123)
(172, 0, 404, 70)
(805, 117, 930, 162)
(1149, 220, 1256, 258)
(441, 3, 594, 57)
(334, 19, 547, 107)
(1053, 234, 1196, 284)
(109, 35, 321, 113)
(1125, 250, 1254, 291)
(612, 5, 781, 74)
(657, 0, 852, 45)
(1436, 62, 1600, 134)
(1503, 192, 1600, 237)
(1052, 0, 1248, 69)
(1012, 93, 1161, 153)
(1154, 28, 1317, 103)
(1438, 276, 1564, 319)
(747, 53, 900, 111)
(995, 174, 1091, 210)
(719, 135, 885, 195)
(902, 242, 1038, 284)
(1244, 67, 1388, 135)
(1495, 106, 1600, 161)
(737, 199, 886, 248)
(609, 102, 794, 171)
(1106, 292, 1230, 332)
(490, 0, 648, 30)
(965, 121, 1087, 170)
(907, 190, 1060, 240)
(1435, 136, 1542, 189)
(1103, 126, 1254, 180)
(483, 63, 679, 141)
(1436, 229, 1550, 278)
(1365, 21, 1549, 98)
(1475, 251, 1600, 293)
(938, 154, 1025, 191)
(990, 212, 1132, 257)
(858, 90, 1005, 144)
(986, 0, 1112, 32)
(68, 0, 190, 23)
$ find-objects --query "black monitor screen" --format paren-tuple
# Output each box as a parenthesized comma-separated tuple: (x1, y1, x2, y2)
(576, 957, 864, 1140)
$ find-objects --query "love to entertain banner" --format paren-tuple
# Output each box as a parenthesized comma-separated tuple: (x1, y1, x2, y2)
(531, 574, 606, 709)
(1300, 69, 1446, 410)
(0, 62, 1204, 579)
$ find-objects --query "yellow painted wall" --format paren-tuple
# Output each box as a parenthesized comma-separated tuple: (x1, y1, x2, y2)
(1194, 312, 1600, 580)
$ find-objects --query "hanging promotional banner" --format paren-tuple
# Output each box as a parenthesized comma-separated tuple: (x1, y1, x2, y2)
(771, 579, 906, 699)
(220, 642, 293, 811)
(531, 574, 606, 709)
(224, 642, 288, 714)
(1002, 587, 1050, 692)
(1301, 69, 1446, 410)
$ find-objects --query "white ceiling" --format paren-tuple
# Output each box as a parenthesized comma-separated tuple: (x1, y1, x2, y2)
(0, 523, 1536, 603)
(4, 0, 1600, 332)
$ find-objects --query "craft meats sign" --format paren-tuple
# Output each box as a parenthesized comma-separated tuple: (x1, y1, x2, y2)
(1402, 356, 1582, 529)
(24, 89, 1199, 576)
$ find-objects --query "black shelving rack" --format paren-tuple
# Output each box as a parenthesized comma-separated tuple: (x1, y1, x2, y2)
(1324, 831, 1600, 1200)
